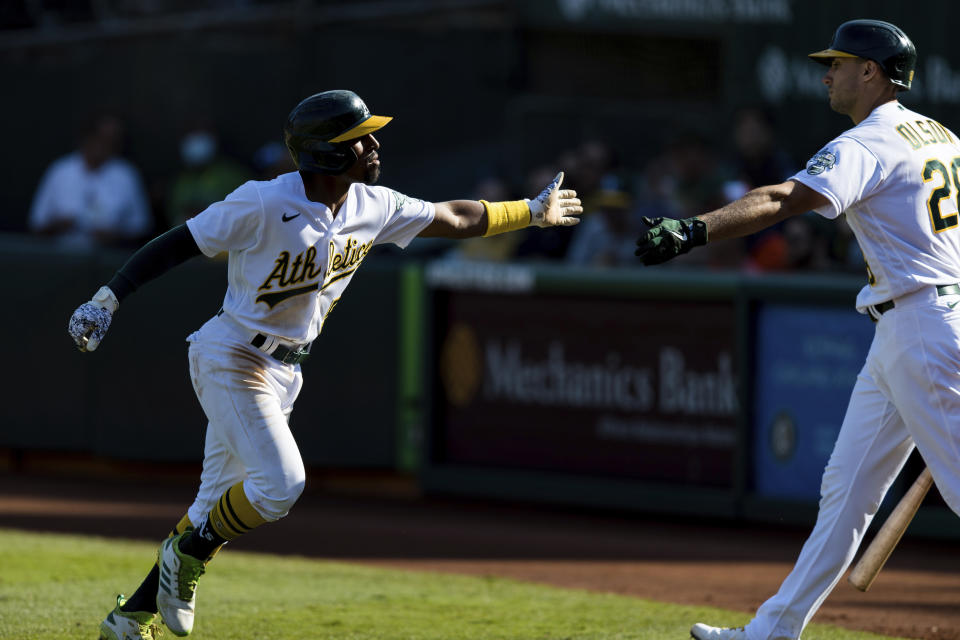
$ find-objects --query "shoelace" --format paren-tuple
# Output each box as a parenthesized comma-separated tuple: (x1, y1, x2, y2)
(177, 554, 206, 601)
(114, 595, 163, 639)
(139, 620, 164, 639)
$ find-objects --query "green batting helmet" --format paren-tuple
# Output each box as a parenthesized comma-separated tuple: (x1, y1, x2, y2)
(809, 19, 917, 91)
(283, 90, 392, 174)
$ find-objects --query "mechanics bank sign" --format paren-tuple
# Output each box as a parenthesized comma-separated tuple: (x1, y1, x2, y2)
(483, 340, 736, 416)
(758, 47, 960, 104)
(434, 293, 741, 486)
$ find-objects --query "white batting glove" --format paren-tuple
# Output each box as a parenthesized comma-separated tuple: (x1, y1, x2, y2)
(68, 286, 119, 352)
(527, 171, 583, 228)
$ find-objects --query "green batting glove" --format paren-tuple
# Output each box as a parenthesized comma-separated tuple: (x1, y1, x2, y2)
(634, 216, 708, 266)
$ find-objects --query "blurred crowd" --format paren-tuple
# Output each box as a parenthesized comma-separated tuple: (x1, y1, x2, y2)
(27, 111, 294, 252)
(442, 106, 865, 274)
(26, 107, 865, 275)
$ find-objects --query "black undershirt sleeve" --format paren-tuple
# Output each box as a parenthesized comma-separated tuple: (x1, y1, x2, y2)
(107, 224, 204, 303)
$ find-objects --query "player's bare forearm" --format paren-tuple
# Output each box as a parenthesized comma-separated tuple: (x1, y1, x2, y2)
(418, 173, 579, 239)
(419, 200, 488, 239)
(635, 180, 828, 265)
(702, 180, 829, 241)
(700, 186, 793, 241)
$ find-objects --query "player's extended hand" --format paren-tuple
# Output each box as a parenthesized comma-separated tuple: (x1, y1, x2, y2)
(68, 286, 119, 352)
(634, 216, 708, 266)
(528, 172, 582, 228)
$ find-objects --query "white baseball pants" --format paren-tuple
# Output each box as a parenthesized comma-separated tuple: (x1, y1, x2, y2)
(746, 286, 960, 640)
(184, 314, 306, 528)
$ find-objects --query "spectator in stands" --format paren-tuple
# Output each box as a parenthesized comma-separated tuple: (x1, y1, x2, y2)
(637, 132, 743, 269)
(726, 106, 796, 193)
(743, 213, 833, 273)
(514, 164, 576, 261)
(570, 139, 618, 212)
(166, 125, 250, 228)
(516, 139, 619, 262)
(724, 107, 799, 271)
(28, 113, 152, 249)
(566, 175, 638, 268)
(664, 131, 732, 219)
(445, 175, 526, 262)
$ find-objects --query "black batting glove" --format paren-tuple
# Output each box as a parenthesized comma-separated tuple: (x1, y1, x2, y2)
(634, 216, 708, 266)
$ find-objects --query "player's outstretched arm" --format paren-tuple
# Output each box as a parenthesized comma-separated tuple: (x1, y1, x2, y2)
(67, 224, 203, 352)
(419, 171, 582, 239)
(635, 180, 830, 266)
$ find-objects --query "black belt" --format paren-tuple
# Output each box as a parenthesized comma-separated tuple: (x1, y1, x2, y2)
(251, 333, 311, 365)
(217, 309, 311, 364)
(868, 283, 960, 322)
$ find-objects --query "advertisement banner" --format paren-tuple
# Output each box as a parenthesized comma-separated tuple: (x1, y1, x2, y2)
(752, 304, 874, 499)
(433, 291, 740, 487)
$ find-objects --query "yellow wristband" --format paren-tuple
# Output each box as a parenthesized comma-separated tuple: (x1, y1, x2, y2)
(480, 199, 531, 237)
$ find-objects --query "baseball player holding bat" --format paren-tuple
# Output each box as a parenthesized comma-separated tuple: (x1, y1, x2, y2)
(635, 20, 960, 640)
(69, 89, 582, 640)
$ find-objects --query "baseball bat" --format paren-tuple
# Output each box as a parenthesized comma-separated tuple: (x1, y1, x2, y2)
(848, 466, 934, 592)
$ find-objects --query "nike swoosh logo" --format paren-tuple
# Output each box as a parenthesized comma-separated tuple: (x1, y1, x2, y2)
(281, 212, 301, 222)
(948, 301, 960, 309)
(667, 229, 687, 241)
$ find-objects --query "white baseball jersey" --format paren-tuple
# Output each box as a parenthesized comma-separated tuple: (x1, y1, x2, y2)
(186, 171, 434, 343)
(746, 101, 960, 640)
(791, 101, 960, 311)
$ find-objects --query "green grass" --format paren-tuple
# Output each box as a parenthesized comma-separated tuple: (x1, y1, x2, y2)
(0, 528, 906, 640)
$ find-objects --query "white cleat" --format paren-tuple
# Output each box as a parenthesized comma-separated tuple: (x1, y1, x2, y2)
(156, 532, 205, 636)
(99, 595, 163, 640)
(691, 623, 747, 640)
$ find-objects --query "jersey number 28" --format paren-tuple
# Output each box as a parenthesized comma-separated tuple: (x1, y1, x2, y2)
(924, 157, 960, 232)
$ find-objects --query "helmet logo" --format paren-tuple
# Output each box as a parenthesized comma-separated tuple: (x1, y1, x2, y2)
(806, 150, 838, 175)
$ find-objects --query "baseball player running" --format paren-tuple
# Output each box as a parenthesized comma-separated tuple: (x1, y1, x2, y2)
(635, 20, 960, 640)
(70, 89, 582, 640)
